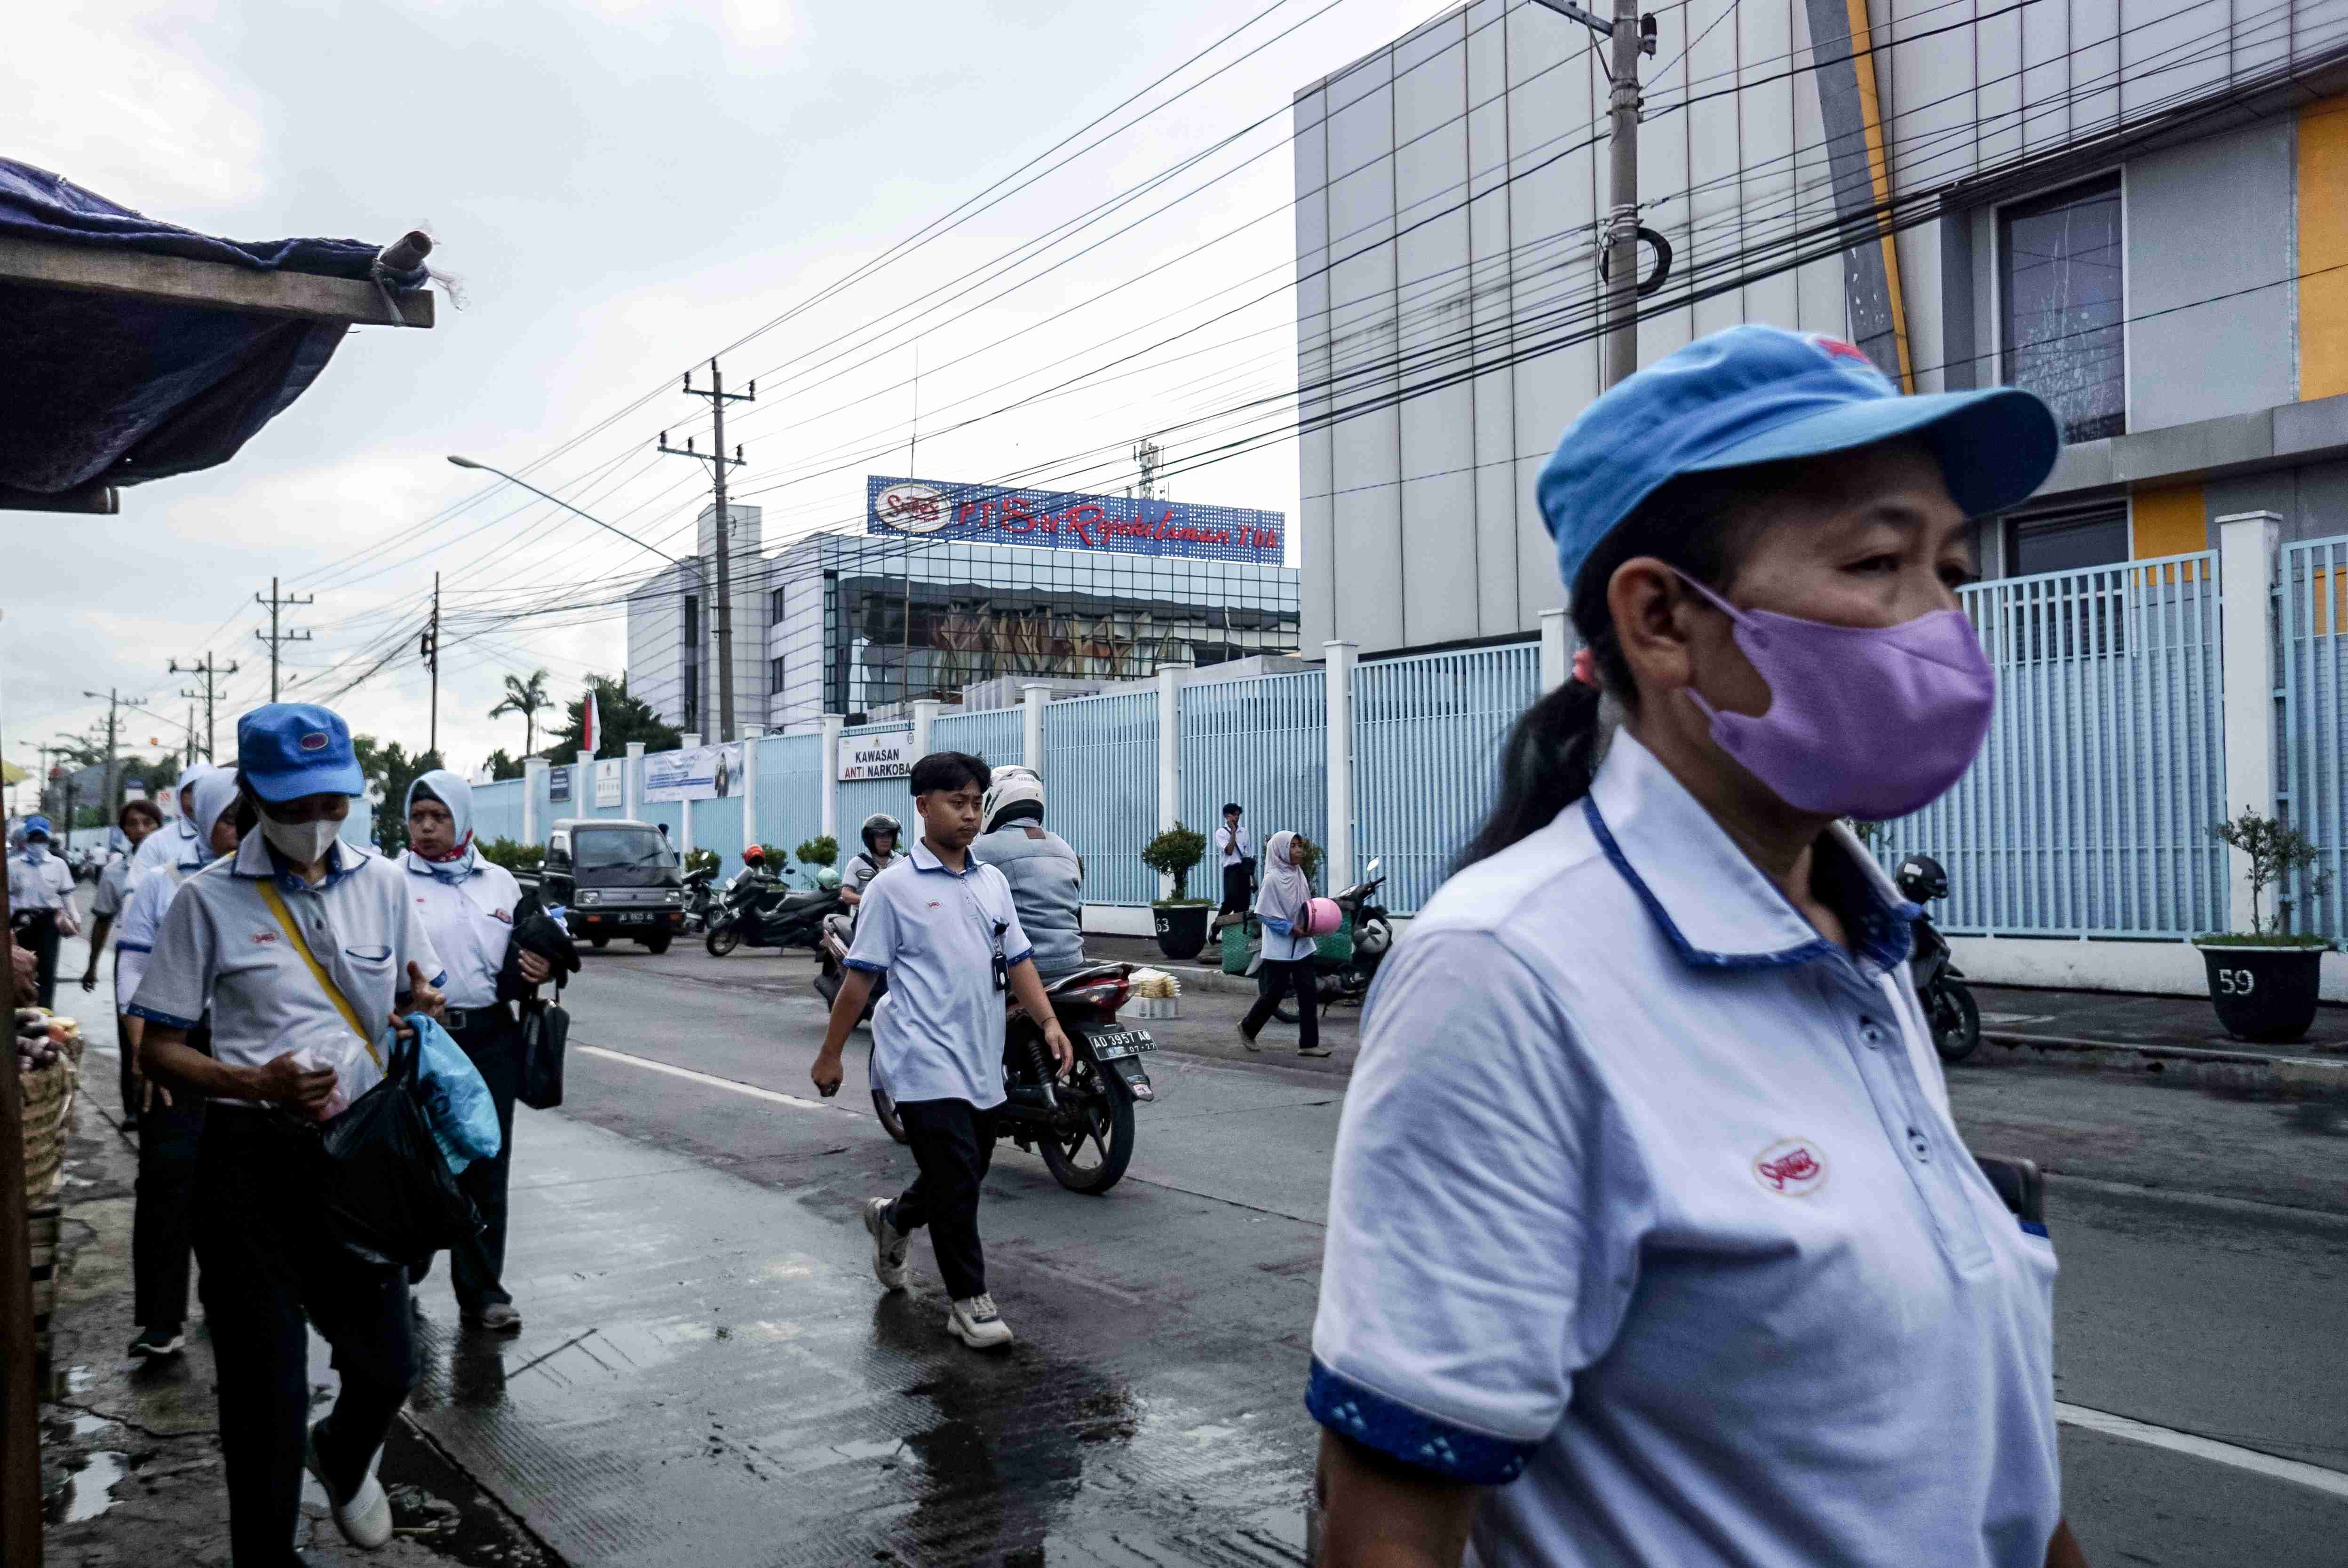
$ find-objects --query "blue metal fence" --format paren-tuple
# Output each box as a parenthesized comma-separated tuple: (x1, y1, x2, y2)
(934, 706, 1023, 767)
(1044, 691, 1159, 905)
(1352, 642, 1540, 913)
(836, 726, 913, 846)
(755, 732, 825, 861)
(2277, 537, 2348, 939)
(473, 778, 527, 847)
(1179, 671, 1327, 896)
(1875, 552, 2227, 936)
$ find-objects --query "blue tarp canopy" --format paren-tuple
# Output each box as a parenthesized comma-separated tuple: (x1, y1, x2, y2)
(0, 158, 429, 509)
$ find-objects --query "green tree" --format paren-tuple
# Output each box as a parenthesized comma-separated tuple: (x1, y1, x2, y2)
(351, 735, 444, 856)
(543, 675, 682, 760)
(482, 748, 528, 782)
(488, 668, 554, 758)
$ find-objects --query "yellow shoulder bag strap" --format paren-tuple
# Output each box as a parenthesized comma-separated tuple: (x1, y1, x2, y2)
(256, 879, 384, 1070)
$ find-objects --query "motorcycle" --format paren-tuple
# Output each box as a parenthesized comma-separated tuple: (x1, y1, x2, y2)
(1896, 853, 1980, 1063)
(704, 862, 842, 958)
(812, 911, 884, 1026)
(1241, 856, 1395, 1024)
(681, 865, 718, 933)
(870, 963, 1156, 1196)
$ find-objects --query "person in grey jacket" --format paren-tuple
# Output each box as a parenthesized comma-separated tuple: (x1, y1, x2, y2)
(968, 766, 1086, 979)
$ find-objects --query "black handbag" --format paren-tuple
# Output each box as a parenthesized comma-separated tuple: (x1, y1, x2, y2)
(315, 1027, 481, 1269)
(519, 989, 568, 1111)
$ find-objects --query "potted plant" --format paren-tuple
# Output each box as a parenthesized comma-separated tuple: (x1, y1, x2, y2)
(795, 835, 838, 868)
(2195, 809, 2334, 1042)
(1142, 823, 1211, 960)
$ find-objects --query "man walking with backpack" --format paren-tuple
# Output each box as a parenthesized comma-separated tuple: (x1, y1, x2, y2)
(808, 752, 1072, 1350)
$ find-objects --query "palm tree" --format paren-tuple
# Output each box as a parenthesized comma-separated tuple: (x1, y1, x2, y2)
(489, 668, 553, 758)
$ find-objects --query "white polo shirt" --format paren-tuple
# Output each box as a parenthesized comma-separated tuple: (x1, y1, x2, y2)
(1310, 730, 2060, 1568)
(7, 850, 74, 913)
(402, 852, 523, 1011)
(1217, 823, 1253, 868)
(92, 854, 137, 923)
(129, 832, 444, 1108)
(846, 838, 1031, 1110)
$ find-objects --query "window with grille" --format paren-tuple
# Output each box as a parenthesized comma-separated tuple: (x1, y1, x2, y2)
(2002, 175, 2125, 443)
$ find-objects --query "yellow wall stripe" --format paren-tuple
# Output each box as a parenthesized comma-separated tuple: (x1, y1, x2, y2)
(2300, 97, 2348, 400)
(2131, 484, 2206, 560)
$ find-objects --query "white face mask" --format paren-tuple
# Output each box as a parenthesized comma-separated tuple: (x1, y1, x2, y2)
(260, 816, 341, 865)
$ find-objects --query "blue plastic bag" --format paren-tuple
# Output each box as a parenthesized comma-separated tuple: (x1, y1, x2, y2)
(402, 1014, 502, 1174)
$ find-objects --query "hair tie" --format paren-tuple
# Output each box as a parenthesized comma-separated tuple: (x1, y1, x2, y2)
(1571, 646, 1601, 689)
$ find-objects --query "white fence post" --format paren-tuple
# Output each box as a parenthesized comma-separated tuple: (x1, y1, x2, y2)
(1539, 609, 1572, 693)
(523, 757, 546, 844)
(741, 728, 762, 853)
(1155, 664, 1189, 899)
(624, 741, 645, 819)
(576, 750, 594, 818)
(2218, 511, 2282, 934)
(820, 714, 844, 839)
(1324, 641, 1357, 894)
(1021, 685, 1049, 773)
(912, 699, 941, 760)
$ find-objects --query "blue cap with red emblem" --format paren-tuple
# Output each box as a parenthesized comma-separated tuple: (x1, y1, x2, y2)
(1536, 324, 2061, 597)
(236, 703, 365, 802)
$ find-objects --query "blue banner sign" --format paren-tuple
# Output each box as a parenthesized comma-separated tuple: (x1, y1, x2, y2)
(866, 475, 1284, 565)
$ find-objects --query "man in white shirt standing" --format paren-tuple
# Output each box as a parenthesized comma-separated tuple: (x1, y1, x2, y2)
(1214, 802, 1254, 927)
(8, 815, 79, 1008)
(809, 752, 1072, 1351)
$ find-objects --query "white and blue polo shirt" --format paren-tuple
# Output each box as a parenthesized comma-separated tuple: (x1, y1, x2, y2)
(847, 837, 1032, 1110)
(1310, 729, 2061, 1568)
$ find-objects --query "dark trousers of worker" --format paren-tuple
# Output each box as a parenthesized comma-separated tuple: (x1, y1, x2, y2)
(409, 1008, 520, 1312)
(21, 909, 59, 1009)
(133, 1092, 206, 1331)
(116, 1005, 140, 1123)
(193, 1107, 417, 1568)
(1219, 863, 1254, 915)
(1243, 958, 1320, 1053)
(885, 1098, 998, 1302)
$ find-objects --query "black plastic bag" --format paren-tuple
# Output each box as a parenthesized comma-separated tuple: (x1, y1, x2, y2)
(316, 1027, 481, 1269)
(519, 995, 567, 1111)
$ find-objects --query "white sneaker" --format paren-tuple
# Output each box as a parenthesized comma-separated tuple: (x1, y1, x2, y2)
(863, 1197, 911, 1291)
(947, 1294, 1014, 1350)
(304, 1421, 393, 1550)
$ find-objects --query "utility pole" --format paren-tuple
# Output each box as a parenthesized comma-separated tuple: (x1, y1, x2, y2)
(1533, 0, 1655, 387)
(254, 576, 314, 700)
(80, 688, 148, 824)
(169, 652, 238, 760)
(421, 573, 441, 757)
(658, 360, 754, 742)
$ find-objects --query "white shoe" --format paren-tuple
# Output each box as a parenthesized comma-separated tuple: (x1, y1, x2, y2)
(304, 1421, 393, 1550)
(863, 1197, 911, 1291)
(947, 1294, 1014, 1350)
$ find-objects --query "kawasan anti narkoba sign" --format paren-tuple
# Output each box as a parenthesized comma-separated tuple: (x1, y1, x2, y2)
(866, 475, 1284, 566)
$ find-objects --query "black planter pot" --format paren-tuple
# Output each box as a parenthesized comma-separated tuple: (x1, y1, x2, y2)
(1154, 904, 1211, 961)
(2197, 943, 2327, 1043)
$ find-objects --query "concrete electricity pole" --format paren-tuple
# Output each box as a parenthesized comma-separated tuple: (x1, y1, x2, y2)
(421, 572, 441, 756)
(254, 576, 314, 700)
(1533, 0, 1656, 387)
(169, 652, 237, 760)
(658, 361, 754, 743)
(80, 688, 148, 823)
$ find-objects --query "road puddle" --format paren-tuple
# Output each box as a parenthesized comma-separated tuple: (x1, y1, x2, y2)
(44, 1449, 128, 1524)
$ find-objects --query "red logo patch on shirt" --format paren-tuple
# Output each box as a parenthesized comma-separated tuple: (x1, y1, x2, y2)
(252, 931, 280, 946)
(1753, 1138, 1826, 1196)
(926, 901, 941, 910)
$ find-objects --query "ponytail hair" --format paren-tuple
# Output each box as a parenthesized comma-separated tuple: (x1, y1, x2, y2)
(1458, 465, 1777, 868)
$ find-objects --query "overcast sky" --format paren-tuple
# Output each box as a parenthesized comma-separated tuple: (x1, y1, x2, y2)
(4, 0, 1443, 810)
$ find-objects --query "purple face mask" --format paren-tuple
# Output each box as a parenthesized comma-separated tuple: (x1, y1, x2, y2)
(1674, 572, 1995, 820)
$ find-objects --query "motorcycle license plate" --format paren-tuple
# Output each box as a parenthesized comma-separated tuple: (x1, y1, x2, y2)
(1089, 1030, 1155, 1061)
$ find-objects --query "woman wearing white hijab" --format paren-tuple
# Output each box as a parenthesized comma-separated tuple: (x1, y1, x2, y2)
(1239, 830, 1329, 1058)
(403, 768, 548, 1332)
(130, 761, 217, 879)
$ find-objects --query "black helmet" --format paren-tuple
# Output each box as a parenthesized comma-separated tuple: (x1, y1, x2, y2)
(1894, 854, 1948, 904)
(861, 812, 902, 854)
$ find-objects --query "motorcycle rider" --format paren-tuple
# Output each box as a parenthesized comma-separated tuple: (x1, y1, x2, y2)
(968, 766, 1086, 980)
(840, 813, 904, 911)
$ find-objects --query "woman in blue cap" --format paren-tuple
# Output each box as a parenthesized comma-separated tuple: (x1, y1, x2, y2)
(129, 703, 447, 1564)
(8, 814, 79, 1008)
(1308, 327, 2087, 1568)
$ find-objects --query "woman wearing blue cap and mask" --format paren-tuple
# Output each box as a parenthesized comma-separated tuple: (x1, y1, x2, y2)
(401, 768, 551, 1333)
(8, 815, 79, 1008)
(1309, 327, 2087, 1568)
(130, 703, 447, 1565)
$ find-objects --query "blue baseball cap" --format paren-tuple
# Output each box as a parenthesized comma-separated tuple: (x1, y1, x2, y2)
(1537, 325, 2061, 597)
(237, 703, 365, 802)
(22, 815, 51, 839)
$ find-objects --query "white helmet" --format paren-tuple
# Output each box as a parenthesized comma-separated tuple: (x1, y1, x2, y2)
(981, 765, 1045, 833)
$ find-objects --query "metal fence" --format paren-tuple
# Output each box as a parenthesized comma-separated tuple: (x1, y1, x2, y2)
(836, 726, 913, 844)
(474, 778, 526, 847)
(2277, 536, 2348, 939)
(1178, 670, 1327, 900)
(1043, 691, 1159, 905)
(1875, 552, 2227, 936)
(756, 731, 825, 860)
(934, 706, 1023, 767)
(1352, 643, 1540, 913)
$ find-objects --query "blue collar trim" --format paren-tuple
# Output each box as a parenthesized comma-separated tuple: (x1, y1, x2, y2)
(232, 832, 363, 892)
(909, 839, 975, 878)
(1583, 795, 1835, 972)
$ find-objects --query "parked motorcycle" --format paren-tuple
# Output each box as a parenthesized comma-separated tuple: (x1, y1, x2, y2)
(870, 963, 1156, 1196)
(704, 861, 843, 957)
(681, 865, 718, 933)
(1241, 855, 1395, 1024)
(1896, 854, 1980, 1063)
(812, 911, 884, 1026)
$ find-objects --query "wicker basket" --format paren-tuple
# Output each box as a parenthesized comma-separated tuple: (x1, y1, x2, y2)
(19, 1036, 85, 1207)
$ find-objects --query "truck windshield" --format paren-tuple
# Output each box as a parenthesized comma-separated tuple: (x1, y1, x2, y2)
(573, 828, 677, 871)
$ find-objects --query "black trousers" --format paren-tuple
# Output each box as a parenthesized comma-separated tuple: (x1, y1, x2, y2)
(412, 1010, 520, 1312)
(115, 1004, 139, 1123)
(1219, 863, 1254, 915)
(133, 1091, 206, 1331)
(193, 1108, 417, 1568)
(886, 1099, 998, 1301)
(20, 910, 60, 1010)
(1243, 958, 1320, 1053)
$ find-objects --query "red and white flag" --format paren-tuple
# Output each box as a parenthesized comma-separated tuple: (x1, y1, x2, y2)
(582, 689, 601, 755)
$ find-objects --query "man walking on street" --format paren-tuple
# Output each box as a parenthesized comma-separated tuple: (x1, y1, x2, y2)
(1215, 802, 1254, 927)
(809, 751, 1073, 1351)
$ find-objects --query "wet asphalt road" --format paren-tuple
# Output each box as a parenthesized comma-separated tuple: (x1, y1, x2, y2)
(399, 942, 2348, 1566)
